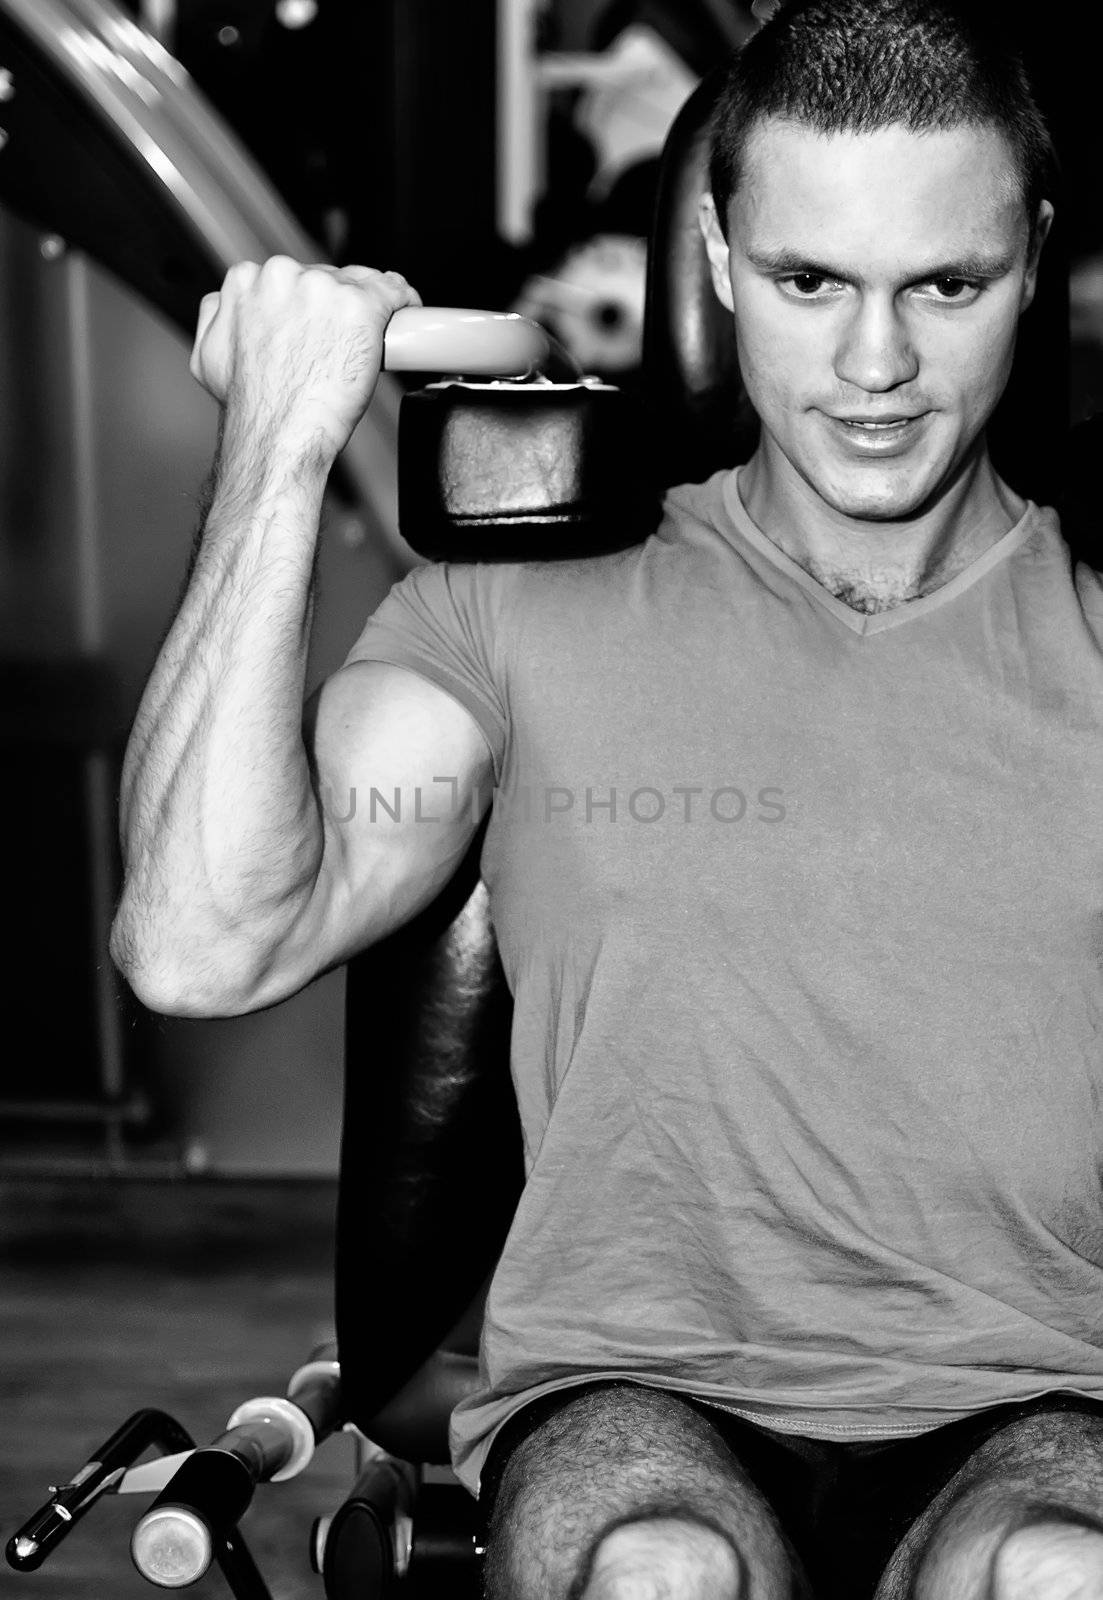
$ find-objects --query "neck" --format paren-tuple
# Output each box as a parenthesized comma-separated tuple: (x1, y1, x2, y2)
(737, 442, 1026, 615)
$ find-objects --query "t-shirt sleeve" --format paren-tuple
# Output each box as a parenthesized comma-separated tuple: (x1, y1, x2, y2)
(340, 560, 510, 782)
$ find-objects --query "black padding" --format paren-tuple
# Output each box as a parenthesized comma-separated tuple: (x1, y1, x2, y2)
(643, 69, 758, 485)
(398, 382, 662, 560)
(146, 1448, 255, 1536)
(363, 1348, 484, 1461)
(1060, 414, 1103, 568)
(322, 1499, 390, 1597)
(407, 1483, 482, 1588)
(322, 1456, 408, 1596)
(336, 833, 523, 1440)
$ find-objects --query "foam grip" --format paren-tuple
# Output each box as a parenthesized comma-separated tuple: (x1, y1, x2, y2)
(397, 382, 662, 561)
(130, 1450, 255, 1588)
(384, 307, 552, 376)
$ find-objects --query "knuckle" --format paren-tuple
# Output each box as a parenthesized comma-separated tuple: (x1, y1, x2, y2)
(224, 259, 259, 284)
(303, 262, 340, 290)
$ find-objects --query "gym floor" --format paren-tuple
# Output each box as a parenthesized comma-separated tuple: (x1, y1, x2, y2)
(1, 1178, 356, 1599)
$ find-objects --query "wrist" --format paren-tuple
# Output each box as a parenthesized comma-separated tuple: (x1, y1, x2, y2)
(217, 404, 340, 499)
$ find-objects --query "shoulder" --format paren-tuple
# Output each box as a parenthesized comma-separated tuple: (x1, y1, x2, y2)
(1023, 503, 1103, 640)
(1073, 556, 1103, 624)
(660, 470, 733, 528)
(389, 472, 733, 618)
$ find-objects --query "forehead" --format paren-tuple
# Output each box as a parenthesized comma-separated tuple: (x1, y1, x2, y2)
(732, 117, 1026, 270)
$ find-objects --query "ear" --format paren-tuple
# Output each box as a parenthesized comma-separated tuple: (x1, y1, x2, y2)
(698, 192, 735, 314)
(1020, 198, 1055, 313)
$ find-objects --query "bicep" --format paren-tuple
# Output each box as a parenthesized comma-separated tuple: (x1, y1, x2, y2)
(255, 660, 493, 1003)
(309, 657, 494, 935)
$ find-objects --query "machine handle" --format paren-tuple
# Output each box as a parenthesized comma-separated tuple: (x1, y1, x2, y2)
(6, 1409, 194, 1574)
(129, 1393, 320, 1588)
(382, 306, 562, 376)
(130, 1447, 256, 1588)
(190, 298, 580, 419)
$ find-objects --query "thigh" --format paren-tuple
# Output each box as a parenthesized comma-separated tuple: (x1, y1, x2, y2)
(479, 1380, 813, 1600)
(870, 1393, 1103, 1600)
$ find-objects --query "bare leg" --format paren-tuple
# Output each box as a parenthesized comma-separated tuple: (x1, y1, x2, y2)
(873, 1410, 1103, 1600)
(482, 1382, 808, 1600)
(582, 1517, 744, 1600)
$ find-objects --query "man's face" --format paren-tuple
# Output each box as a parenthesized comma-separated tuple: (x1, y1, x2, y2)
(700, 118, 1052, 523)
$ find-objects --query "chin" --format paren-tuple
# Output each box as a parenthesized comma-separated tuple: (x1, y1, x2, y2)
(823, 486, 929, 522)
(803, 461, 940, 524)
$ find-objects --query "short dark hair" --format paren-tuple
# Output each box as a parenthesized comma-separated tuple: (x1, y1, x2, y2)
(708, 0, 1057, 234)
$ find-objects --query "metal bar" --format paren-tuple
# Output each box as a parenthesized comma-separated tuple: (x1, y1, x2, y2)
(137, 0, 175, 48)
(68, 253, 101, 657)
(0, 0, 410, 564)
(63, 252, 130, 1157)
(6, 1409, 196, 1572)
(496, 0, 542, 244)
(0, 1095, 146, 1122)
(212, 1529, 274, 1600)
(83, 751, 129, 1108)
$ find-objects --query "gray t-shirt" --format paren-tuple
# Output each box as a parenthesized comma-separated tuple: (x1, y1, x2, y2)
(344, 468, 1103, 1496)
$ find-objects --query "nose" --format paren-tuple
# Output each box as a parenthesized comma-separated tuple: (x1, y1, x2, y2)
(833, 296, 919, 393)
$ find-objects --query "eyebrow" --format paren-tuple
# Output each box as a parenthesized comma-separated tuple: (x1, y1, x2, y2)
(743, 246, 1017, 282)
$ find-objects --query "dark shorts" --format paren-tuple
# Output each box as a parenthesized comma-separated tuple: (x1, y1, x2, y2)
(478, 1382, 1103, 1600)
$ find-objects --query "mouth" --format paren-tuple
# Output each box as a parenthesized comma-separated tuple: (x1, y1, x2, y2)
(837, 415, 921, 428)
(825, 412, 928, 453)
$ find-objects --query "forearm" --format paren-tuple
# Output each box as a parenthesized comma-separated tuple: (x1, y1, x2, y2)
(112, 416, 333, 1010)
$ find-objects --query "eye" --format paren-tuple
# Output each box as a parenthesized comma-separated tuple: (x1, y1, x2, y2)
(923, 277, 983, 304)
(778, 273, 841, 299)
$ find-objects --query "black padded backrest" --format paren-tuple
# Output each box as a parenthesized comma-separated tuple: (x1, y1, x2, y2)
(642, 68, 758, 485)
(336, 835, 522, 1431)
(1060, 413, 1103, 568)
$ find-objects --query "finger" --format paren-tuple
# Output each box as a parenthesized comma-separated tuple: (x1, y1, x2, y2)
(295, 263, 390, 282)
(189, 291, 221, 384)
(377, 270, 423, 309)
(333, 264, 422, 304)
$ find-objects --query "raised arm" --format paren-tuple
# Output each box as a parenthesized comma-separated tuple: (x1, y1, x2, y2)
(109, 257, 492, 1018)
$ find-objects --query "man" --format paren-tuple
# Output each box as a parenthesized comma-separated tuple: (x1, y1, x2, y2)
(111, 1, 1103, 1596)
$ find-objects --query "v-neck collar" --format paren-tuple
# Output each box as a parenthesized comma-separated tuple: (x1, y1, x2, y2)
(719, 468, 1040, 638)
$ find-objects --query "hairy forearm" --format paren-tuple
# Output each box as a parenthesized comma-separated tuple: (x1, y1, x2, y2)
(112, 416, 333, 1009)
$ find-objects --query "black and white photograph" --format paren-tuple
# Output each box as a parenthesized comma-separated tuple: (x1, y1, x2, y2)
(3, 2, 1103, 1597)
